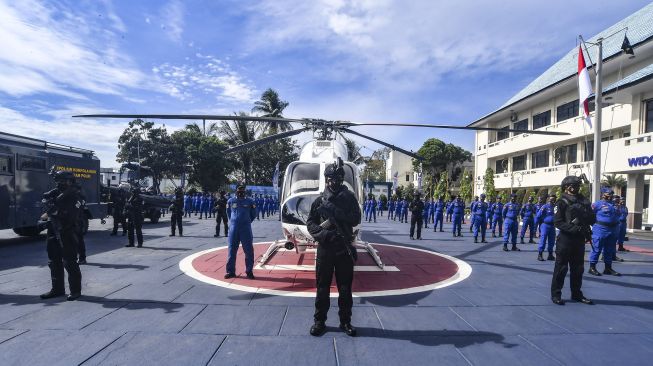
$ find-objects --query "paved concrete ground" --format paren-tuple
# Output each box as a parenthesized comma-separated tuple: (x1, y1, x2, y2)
(1, 214, 652, 366)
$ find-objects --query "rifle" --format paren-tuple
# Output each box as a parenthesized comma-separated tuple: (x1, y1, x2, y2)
(40, 190, 63, 249)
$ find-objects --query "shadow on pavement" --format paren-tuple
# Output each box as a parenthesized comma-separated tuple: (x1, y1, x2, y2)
(347, 328, 517, 348)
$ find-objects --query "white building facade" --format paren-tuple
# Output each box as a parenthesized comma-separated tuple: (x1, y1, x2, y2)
(470, 3, 653, 230)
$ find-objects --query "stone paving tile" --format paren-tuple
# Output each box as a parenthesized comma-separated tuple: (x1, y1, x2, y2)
(451, 306, 570, 335)
(84, 332, 225, 366)
(0, 329, 27, 344)
(182, 304, 286, 335)
(375, 307, 475, 335)
(526, 304, 653, 334)
(523, 334, 653, 366)
(209, 335, 336, 366)
(0, 329, 123, 366)
(279, 305, 384, 337)
(85, 302, 205, 333)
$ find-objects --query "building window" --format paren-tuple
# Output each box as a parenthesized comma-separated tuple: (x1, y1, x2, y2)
(513, 119, 528, 133)
(17, 155, 46, 171)
(646, 100, 653, 133)
(406, 174, 410, 182)
(583, 141, 594, 161)
(554, 144, 577, 165)
(497, 126, 509, 141)
(531, 150, 549, 169)
(532, 111, 551, 129)
(512, 155, 526, 171)
(111, 176, 116, 180)
(556, 100, 579, 122)
(0, 155, 12, 174)
(495, 159, 508, 173)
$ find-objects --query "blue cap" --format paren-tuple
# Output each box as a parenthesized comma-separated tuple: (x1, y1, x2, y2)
(601, 187, 614, 195)
(480, 193, 486, 198)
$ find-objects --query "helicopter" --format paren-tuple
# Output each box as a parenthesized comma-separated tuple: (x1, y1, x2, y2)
(75, 113, 569, 268)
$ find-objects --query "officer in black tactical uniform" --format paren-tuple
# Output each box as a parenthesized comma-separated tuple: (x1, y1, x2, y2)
(307, 158, 361, 337)
(409, 191, 424, 240)
(169, 187, 184, 237)
(40, 170, 83, 301)
(124, 187, 144, 247)
(110, 188, 126, 236)
(75, 184, 88, 264)
(551, 175, 595, 305)
(213, 190, 229, 237)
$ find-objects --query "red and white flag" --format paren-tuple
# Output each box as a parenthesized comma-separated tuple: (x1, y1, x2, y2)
(577, 45, 593, 128)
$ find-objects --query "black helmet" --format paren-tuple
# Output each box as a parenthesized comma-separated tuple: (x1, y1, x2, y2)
(52, 170, 75, 182)
(219, 190, 226, 196)
(236, 185, 246, 192)
(324, 160, 345, 179)
(560, 175, 582, 189)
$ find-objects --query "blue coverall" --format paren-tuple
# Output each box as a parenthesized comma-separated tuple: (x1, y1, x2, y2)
(388, 200, 395, 220)
(450, 200, 465, 236)
(225, 196, 257, 275)
(366, 199, 377, 222)
(536, 203, 556, 254)
(422, 201, 430, 228)
(472, 201, 489, 241)
(401, 200, 409, 223)
(469, 200, 478, 232)
(502, 202, 520, 245)
(617, 204, 628, 245)
(433, 200, 445, 232)
(183, 194, 192, 217)
(590, 199, 619, 266)
(520, 203, 536, 242)
(491, 201, 504, 236)
(199, 195, 209, 219)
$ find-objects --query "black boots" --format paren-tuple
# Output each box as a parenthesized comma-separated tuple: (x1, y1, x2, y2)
(537, 252, 544, 261)
(503, 244, 509, 251)
(40, 289, 65, 300)
(339, 323, 357, 337)
(547, 252, 555, 261)
(588, 264, 601, 276)
(511, 244, 520, 251)
(310, 321, 326, 336)
(571, 296, 594, 305)
(246, 271, 255, 279)
(67, 292, 81, 301)
(603, 265, 621, 276)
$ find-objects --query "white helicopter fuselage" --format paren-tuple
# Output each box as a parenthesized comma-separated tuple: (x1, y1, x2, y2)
(279, 139, 363, 254)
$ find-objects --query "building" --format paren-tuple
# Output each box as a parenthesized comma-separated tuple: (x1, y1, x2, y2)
(100, 167, 182, 192)
(470, 3, 653, 230)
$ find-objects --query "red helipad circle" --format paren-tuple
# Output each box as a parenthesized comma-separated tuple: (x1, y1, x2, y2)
(179, 242, 471, 297)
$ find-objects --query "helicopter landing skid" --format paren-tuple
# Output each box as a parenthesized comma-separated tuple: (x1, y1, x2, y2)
(258, 240, 286, 266)
(355, 241, 384, 269)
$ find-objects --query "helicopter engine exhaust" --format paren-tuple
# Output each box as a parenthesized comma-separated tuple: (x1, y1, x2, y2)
(284, 242, 295, 250)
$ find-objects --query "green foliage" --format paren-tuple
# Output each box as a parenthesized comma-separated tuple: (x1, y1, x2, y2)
(361, 157, 385, 181)
(190, 137, 232, 191)
(579, 183, 590, 198)
(252, 88, 291, 133)
(514, 188, 526, 203)
(552, 186, 562, 199)
(404, 183, 416, 199)
(483, 168, 496, 200)
(379, 194, 388, 206)
(498, 189, 509, 202)
(344, 137, 364, 164)
(521, 187, 534, 204)
(459, 170, 473, 203)
(433, 170, 448, 200)
(249, 138, 299, 185)
(219, 113, 261, 184)
(601, 174, 627, 190)
(395, 186, 405, 200)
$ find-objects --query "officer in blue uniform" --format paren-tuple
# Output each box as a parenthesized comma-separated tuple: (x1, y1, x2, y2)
(199, 193, 210, 219)
(520, 196, 536, 244)
(445, 198, 453, 223)
(469, 196, 479, 232)
(387, 198, 395, 220)
(376, 198, 383, 217)
(472, 194, 489, 243)
(183, 193, 192, 218)
(401, 198, 409, 223)
(433, 196, 445, 232)
(487, 197, 496, 233)
(535, 196, 546, 238)
(589, 187, 621, 276)
(255, 194, 264, 220)
(208, 194, 215, 218)
(422, 198, 430, 229)
(614, 196, 629, 254)
(449, 196, 465, 237)
(193, 193, 200, 216)
(502, 194, 521, 251)
(394, 199, 402, 221)
(224, 185, 257, 279)
(536, 194, 557, 261)
(491, 196, 504, 237)
(370, 197, 377, 222)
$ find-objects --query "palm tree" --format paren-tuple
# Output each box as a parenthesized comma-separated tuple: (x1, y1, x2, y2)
(601, 173, 627, 192)
(185, 121, 219, 137)
(343, 137, 364, 164)
(219, 112, 261, 183)
(252, 88, 291, 134)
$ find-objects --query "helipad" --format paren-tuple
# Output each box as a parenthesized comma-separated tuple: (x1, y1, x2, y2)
(179, 242, 472, 297)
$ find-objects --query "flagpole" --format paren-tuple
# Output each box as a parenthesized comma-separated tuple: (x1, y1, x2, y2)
(592, 38, 603, 201)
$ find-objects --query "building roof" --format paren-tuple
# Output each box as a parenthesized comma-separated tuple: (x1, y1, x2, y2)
(469, 2, 653, 126)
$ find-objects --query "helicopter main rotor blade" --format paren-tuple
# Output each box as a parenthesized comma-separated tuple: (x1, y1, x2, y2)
(223, 127, 310, 154)
(343, 122, 569, 136)
(340, 128, 424, 161)
(73, 114, 306, 123)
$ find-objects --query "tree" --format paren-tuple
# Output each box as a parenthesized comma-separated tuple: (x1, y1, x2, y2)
(414, 138, 472, 181)
(252, 88, 291, 134)
(433, 170, 449, 199)
(483, 168, 496, 200)
(459, 170, 473, 203)
(395, 185, 405, 200)
(189, 136, 232, 191)
(343, 137, 364, 165)
(515, 188, 526, 204)
(601, 174, 627, 191)
(219, 113, 261, 183)
(249, 138, 299, 185)
(361, 159, 385, 182)
(185, 121, 220, 137)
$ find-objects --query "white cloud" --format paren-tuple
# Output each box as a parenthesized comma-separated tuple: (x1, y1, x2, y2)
(160, 0, 184, 43)
(0, 0, 147, 98)
(153, 54, 256, 103)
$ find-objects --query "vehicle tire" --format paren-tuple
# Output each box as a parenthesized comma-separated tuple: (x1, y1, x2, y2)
(13, 226, 43, 237)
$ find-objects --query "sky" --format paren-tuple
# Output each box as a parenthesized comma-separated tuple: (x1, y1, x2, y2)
(1, 0, 651, 167)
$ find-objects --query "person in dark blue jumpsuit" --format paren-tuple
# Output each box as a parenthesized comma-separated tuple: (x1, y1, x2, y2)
(388, 199, 395, 220)
(377, 198, 383, 217)
(449, 196, 465, 237)
(401, 198, 409, 223)
(445, 198, 453, 223)
(487, 197, 496, 233)
(535, 196, 546, 238)
(433, 196, 445, 232)
(183, 194, 192, 218)
(422, 198, 430, 229)
(193, 193, 200, 216)
(208, 194, 215, 218)
(614, 196, 629, 254)
(367, 197, 377, 222)
(472, 194, 489, 243)
(520, 196, 536, 244)
(469, 196, 479, 232)
(224, 185, 257, 279)
(199, 193, 210, 219)
(491, 197, 504, 237)
(588, 187, 621, 276)
(394, 199, 402, 221)
(536, 194, 557, 261)
(502, 194, 521, 251)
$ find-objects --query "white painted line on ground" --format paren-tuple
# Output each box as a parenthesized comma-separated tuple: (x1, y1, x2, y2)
(255, 264, 400, 272)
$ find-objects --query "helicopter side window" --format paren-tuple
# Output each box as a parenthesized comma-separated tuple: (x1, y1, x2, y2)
(342, 164, 357, 198)
(289, 163, 320, 195)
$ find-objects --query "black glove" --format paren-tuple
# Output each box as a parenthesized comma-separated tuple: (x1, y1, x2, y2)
(318, 204, 334, 218)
